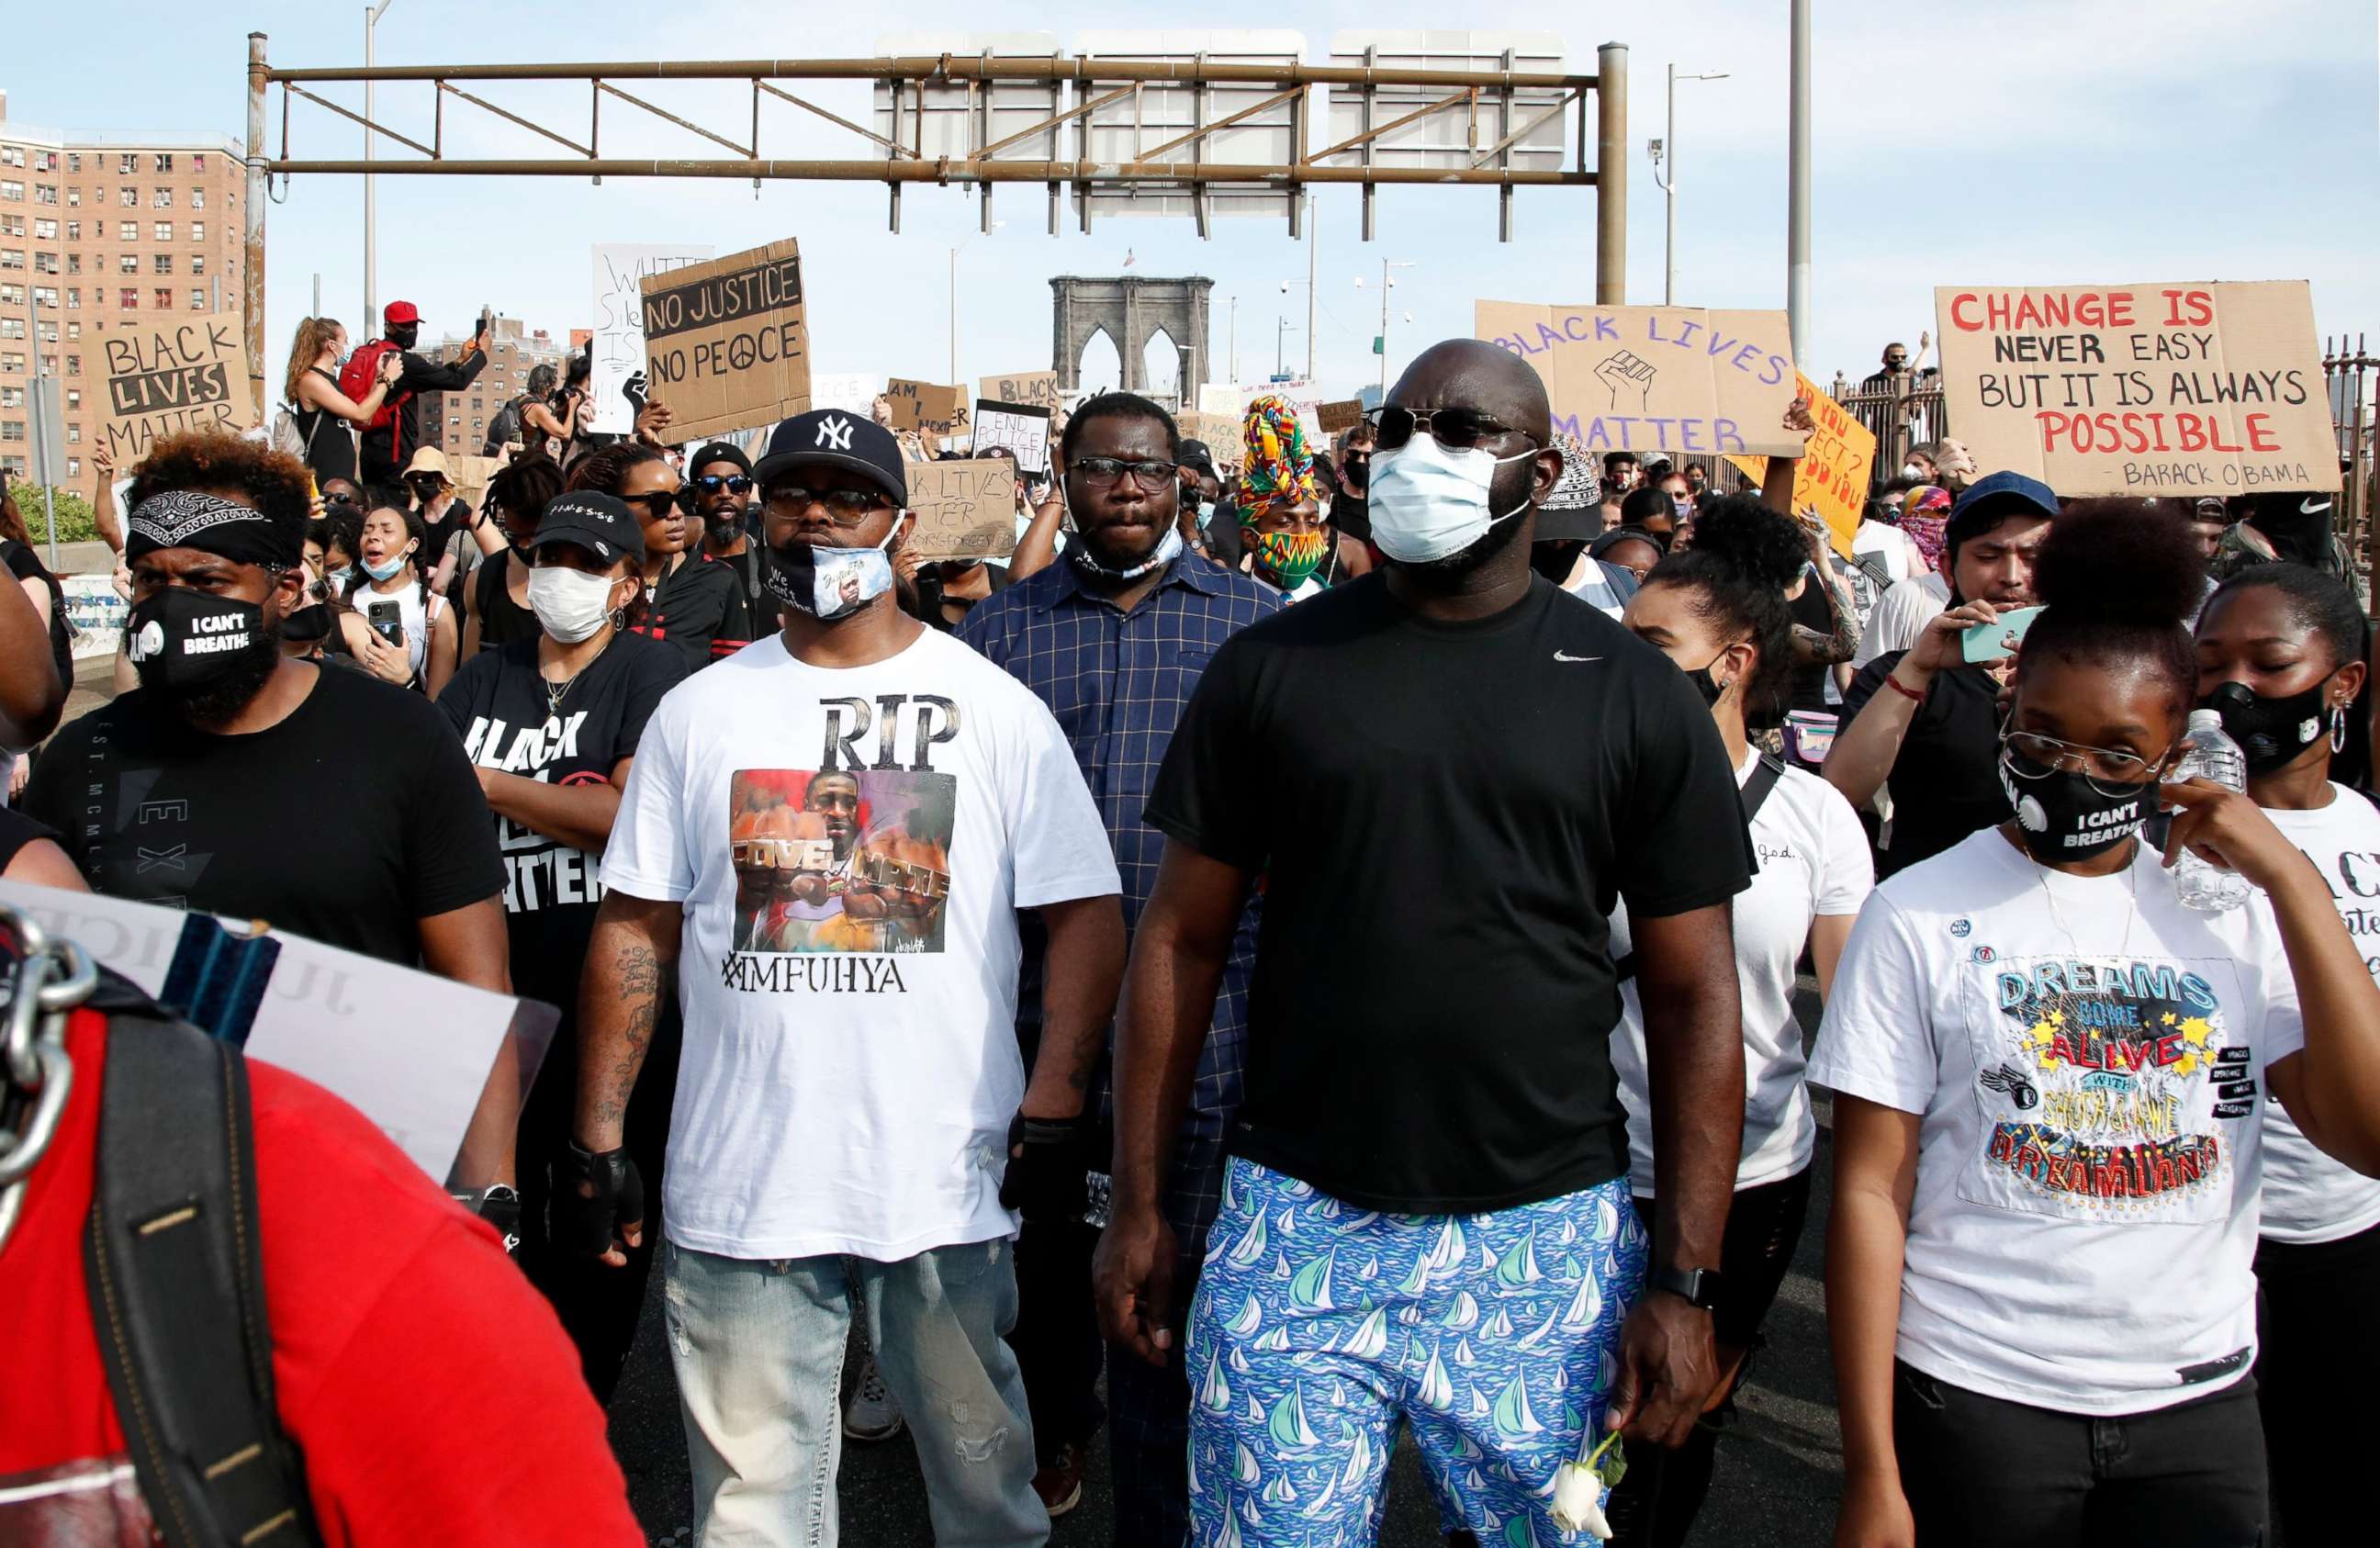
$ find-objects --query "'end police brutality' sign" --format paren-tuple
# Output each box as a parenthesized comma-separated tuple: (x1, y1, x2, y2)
(1475, 301, 1804, 457)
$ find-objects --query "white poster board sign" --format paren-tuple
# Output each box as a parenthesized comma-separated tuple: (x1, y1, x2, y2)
(590, 243, 715, 434)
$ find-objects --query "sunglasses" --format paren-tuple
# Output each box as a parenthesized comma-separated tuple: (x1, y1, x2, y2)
(764, 485, 893, 527)
(323, 492, 357, 507)
(1365, 405, 1537, 452)
(623, 488, 685, 521)
(694, 474, 755, 497)
(1070, 456, 1179, 491)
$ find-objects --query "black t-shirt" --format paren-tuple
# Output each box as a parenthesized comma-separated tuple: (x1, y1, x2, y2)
(632, 551, 753, 671)
(21, 666, 506, 966)
(3, 539, 71, 694)
(1333, 489, 1370, 544)
(710, 539, 780, 638)
(469, 550, 544, 653)
(1840, 650, 2010, 876)
(435, 632, 686, 1008)
(1788, 578, 1835, 714)
(295, 367, 358, 484)
(1145, 572, 1754, 1212)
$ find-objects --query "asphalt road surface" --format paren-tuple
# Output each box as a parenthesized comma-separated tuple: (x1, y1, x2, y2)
(610, 988, 1845, 1546)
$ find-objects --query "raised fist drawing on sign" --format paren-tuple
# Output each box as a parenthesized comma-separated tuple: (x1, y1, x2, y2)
(1594, 349, 1658, 411)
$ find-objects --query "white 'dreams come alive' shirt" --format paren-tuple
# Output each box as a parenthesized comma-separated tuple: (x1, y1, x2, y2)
(601, 629, 1122, 1262)
(1809, 829, 2306, 1415)
(2259, 786, 2380, 1246)
(1611, 753, 1873, 1195)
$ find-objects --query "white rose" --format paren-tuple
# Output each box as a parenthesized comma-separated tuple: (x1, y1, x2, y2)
(1549, 1461, 1613, 1539)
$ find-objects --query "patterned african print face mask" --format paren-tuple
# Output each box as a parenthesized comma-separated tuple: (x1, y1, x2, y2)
(1247, 526, 1329, 588)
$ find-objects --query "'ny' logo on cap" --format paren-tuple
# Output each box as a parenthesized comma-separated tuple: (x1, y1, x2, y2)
(816, 415, 854, 452)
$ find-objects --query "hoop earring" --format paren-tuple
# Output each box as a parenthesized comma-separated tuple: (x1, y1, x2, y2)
(2332, 705, 2349, 755)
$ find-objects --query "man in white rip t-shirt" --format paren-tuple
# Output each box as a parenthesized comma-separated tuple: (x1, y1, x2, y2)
(555, 409, 1125, 1547)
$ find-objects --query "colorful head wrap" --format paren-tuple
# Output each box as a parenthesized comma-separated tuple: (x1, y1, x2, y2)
(1236, 394, 1320, 526)
(1898, 483, 1953, 572)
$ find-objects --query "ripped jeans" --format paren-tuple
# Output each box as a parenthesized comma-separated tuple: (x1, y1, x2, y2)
(664, 1238, 1050, 1548)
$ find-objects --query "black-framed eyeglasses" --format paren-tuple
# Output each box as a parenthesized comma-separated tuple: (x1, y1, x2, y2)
(764, 485, 894, 527)
(622, 488, 683, 521)
(1069, 456, 1178, 491)
(1365, 405, 1538, 452)
(2002, 729, 2170, 792)
(694, 474, 755, 497)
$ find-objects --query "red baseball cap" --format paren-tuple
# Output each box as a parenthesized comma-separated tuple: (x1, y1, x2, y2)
(384, 299, 421, 326)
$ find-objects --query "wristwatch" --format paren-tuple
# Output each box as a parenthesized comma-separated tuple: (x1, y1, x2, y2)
(1650, 1265, 1723, 1310)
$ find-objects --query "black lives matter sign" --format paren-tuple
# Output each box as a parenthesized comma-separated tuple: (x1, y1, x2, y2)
(640, 239, 810, 443)
(101, 313, 253, 463)
(1935, 281, 2338, 497)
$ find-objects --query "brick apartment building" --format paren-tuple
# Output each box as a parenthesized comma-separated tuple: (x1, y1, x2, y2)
(417, 315, 571, 459)
(0, 88, 244, 499)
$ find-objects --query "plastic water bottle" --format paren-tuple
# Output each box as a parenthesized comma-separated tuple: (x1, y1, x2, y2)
(2173, 709, 2254, 913)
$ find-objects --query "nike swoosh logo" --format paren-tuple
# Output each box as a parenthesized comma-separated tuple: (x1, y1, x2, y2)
(2302, 496, 2332, 515)
(1553, 651, 1603, 663)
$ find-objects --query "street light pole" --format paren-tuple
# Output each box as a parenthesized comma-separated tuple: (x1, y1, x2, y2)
(1228, 294, 1238, 384)
(1648, 62, 1730, 308)
(1305, 194, 1317, 383)
(1369, 259, 1415, 403)
(1788, 0, 1813, 365)
(1275, 316, 1294, 379)
(364, 0, 395, 331)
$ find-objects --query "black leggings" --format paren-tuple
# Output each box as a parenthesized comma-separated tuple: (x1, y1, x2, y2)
(2255, 1218, 2380, 1542)
(1604, 1165, 1813, 1548)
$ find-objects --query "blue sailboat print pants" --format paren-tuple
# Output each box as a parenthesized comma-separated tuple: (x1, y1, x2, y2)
(1184, 1158, 1650, 1547)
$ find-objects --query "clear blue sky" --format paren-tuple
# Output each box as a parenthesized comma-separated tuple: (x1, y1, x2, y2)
(9, 1, 2375, 401)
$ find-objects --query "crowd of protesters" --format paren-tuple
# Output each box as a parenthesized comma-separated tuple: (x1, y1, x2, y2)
(0, 295, 2374, 1548)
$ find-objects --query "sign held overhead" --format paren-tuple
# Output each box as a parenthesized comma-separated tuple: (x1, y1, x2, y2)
(1475, 301, 1804, 458)
(100, 312, 253, 465)
(904, 457, 1019, 562)
(640, 239, 810, 444)
(1933, 281, 2337, 496)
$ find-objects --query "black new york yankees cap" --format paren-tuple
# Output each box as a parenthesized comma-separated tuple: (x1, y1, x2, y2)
(753, 409, 908, 508)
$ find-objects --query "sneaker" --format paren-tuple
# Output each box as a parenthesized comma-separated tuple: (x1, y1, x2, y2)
(1032, 1440, 1087, 1519)
(842, 1353, 904, 1443)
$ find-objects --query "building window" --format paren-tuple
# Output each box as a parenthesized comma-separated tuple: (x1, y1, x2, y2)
(0, 149, 18, 168)
(119, 254, 138, 275)
(63, 221, 76, 241)
(64, 187, 77, 208)
(64, 288, 78, 310)
(66, 424, 80, 445)
(0, 354, 18, 373)
(0, 250, 20, 270)
(118, 221, 135, 241)
(66, 389, 80, 410)
(154, 287, 173, 310)
(33, 252, 55, 275)
(191, 220, 206, 243)
(191, 187, 205, 210)
(64, 254, 77, 275)
(119, 288, 137, 309)
(64, 354, 78, 376)
(34, 151, 56, 174)
(192, 154, 207, 173)
(0, 215, 16, 237)
(31, 286, 55, 308)
(0, 285, 18, 308)
(66, 456, 80, 477)
(118, 186, 135, 208)
(152, 188, 172, 208)
(32, 219, 55, 240)
(0, 458, 23, 477)
(153, 222, 172, 242)
(189, 288, 207, 310)
(0, 183, 22, 202)
(153, 254, 172, 275)
(2, 422, 25, 443)
(0, 387, 19, 409)
(66, 321, 78, 340)
(66, 154, 82, 174)
(118, 154, 136, 175)
(155, 154, 174, 174)
(0, 319, 20, 338)
(189, 255, 205, 276)
(34, 185, 55, 206)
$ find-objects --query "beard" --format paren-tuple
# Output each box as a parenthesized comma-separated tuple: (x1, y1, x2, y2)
(140, 607, 285, 727)
(1404, 463, 1538, 583)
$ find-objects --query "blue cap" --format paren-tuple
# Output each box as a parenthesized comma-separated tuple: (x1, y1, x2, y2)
(1949, 470, 2060, 523)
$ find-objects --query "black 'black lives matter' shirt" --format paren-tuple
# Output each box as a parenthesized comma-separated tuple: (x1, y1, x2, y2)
(23, 667, 505, 965)
(435, 631, 685, 1011)
(1145, 572, 1753, 1213)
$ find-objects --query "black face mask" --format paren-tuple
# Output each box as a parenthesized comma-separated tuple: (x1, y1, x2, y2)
(126, 588, 281, 723)
(2205, 678, 2333, 774)
(280, 601, 333, 644)
(1684, 654, 1729, 709)
(1999, 746, 2152, 861)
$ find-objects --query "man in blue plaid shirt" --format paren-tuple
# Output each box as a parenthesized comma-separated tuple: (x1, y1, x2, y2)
(958, 391, 1280, 1541)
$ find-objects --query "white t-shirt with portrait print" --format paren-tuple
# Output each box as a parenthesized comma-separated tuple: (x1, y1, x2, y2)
(2258, 785, 2380, 1245)
(1810, 827, 2307, 1416)
(1611, 751, 1873, 1195)
(601, 627, 1122, 1262)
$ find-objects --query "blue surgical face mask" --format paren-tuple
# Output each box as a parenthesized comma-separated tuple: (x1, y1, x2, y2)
(361, 549, 411, 583)
(1365, 432, 1535, 564)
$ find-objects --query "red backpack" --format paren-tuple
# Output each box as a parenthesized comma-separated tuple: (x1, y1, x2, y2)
(339, 338, 409, 436)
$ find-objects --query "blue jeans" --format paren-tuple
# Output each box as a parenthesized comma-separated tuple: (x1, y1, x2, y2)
(663, 1238, 1050, 1547)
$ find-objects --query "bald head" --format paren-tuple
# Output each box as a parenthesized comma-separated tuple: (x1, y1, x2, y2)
(1390, 340, 1552, 445)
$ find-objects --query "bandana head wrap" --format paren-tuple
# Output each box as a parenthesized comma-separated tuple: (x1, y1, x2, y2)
(124, 489, 299, 568)
(1237, 394, 1320, 526)
(1898, 484, 1952, 571)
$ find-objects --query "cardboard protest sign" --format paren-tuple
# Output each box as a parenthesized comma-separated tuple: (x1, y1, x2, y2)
(1723, 374, 1878, 557)
(1197, 383, 1245, 417)
(971, 399, 1053, 476)
(904, 457, 1018, 562)
(1475, 301, 1802, 459)
(885, 378, 968, 437)
(809, 372, 879, 415)
(444, 453, 497, 522)
(591, 244, 714, 434)
(640, 239, 809, 444)
(1318, 399, 1365, 434)
(1179, 410, 1240, 457)
(1932, 281, 2337, 496)
(980, 368, 1061, 412)
(100, 312, 253, 465)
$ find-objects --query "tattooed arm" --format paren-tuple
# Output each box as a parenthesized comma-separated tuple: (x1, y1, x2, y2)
(1022, 892, 1127, 1119)
(1791, 551, 1861, 667)
(573, 889, 682, 1150)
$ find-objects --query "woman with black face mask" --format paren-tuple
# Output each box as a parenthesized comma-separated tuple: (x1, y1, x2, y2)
(2194, 562, 2378, 1542)
(1817, 502, 2380, 1548)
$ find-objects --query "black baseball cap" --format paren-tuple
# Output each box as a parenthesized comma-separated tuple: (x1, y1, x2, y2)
(1178, 440, 1218, 478)
(687, 441, 752, 477)
(533, 491, 645, 564)
(753, 409, 907, 507)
